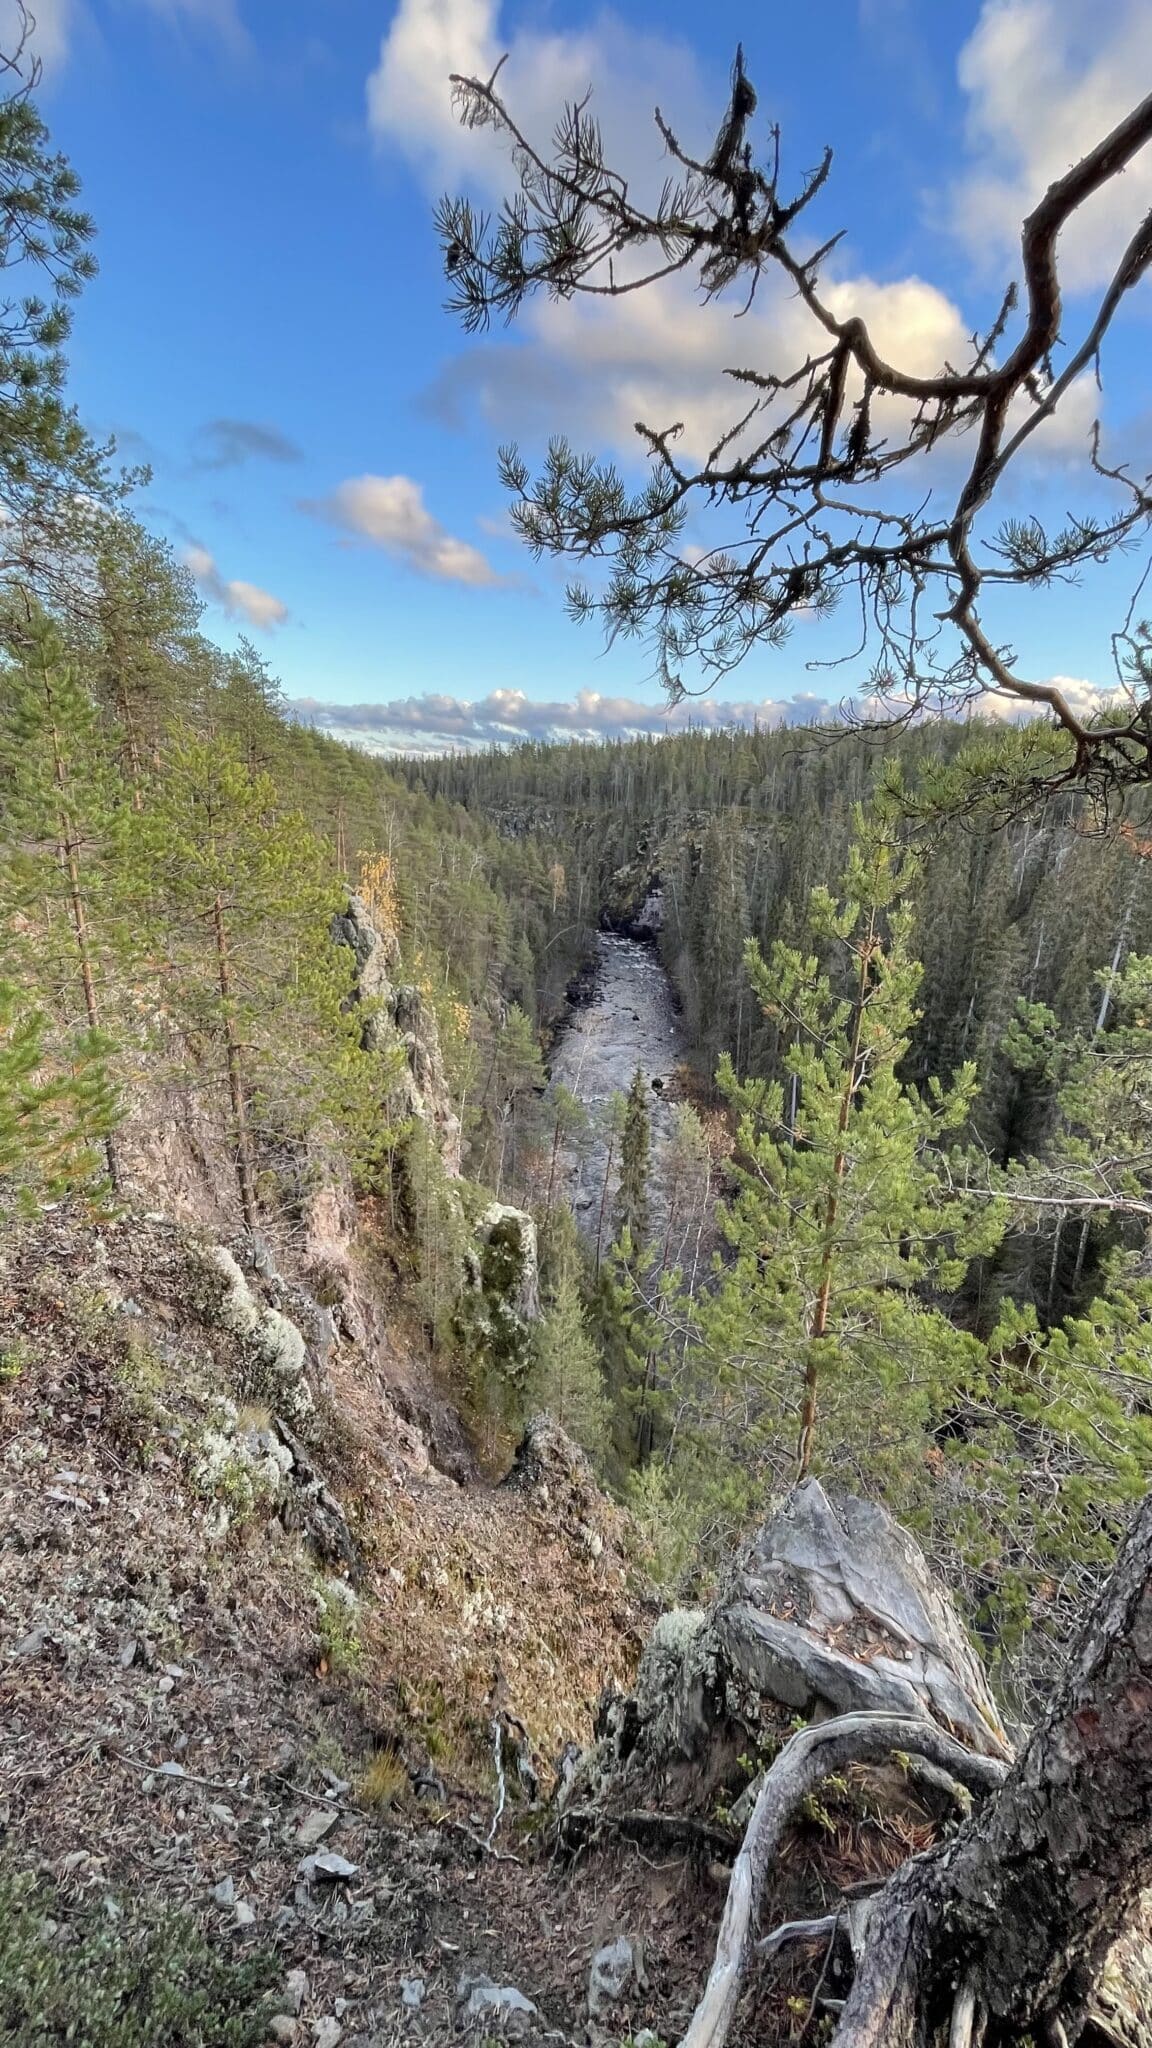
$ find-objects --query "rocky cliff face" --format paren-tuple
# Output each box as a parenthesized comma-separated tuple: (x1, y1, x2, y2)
(333, 893, 463, 1176)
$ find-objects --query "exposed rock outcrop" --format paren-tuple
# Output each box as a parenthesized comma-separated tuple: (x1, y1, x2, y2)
(198, 1243, 315, 1431)
(566, 1480, 1010, 1819)
(472, 1203, 540, 1324)
(333, 894, 462, 1175)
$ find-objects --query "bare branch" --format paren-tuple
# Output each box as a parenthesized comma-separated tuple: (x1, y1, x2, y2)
(438, 55, 1152, 801)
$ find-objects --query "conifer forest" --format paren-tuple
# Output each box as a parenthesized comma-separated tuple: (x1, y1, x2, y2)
(4, 7, 1152, 2046)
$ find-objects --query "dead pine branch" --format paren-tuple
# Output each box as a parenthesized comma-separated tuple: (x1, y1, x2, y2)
(438, 56, 1152, 805)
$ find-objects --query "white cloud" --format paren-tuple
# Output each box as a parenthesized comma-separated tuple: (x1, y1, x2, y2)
(183, 542, 288, 628)
(302, 473, 501, 586)
(366, 0, 709, 195)
(429, 263, 977, 469)
(6, 0, 246, 71)
(291, 685, 832, 754)
(138, 0, 244, 32)
(950, 0, 1152, 290)
(1, 0, 72, 71)
(977, 672, 1121, 722)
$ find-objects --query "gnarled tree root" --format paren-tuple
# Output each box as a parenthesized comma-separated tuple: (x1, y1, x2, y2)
(677, 1711, 1007, 2048)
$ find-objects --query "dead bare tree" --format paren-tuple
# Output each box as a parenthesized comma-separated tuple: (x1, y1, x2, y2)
(437, 53, 1152, 806)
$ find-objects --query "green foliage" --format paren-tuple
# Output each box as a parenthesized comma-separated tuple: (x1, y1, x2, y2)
(0, 56, 122, 540)
(530, 1255, 609, 1457)
(625, 1462, 707, 1594)
(0, 981, 118, 1211)
(616, 1068, 651, 1250)
(315, 1582, 363, 1676)
(0, 1865, 277, 2047)
(692, 812, 1005, 1506)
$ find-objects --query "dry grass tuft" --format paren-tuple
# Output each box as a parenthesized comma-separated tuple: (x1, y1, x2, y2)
(358, 1745, 410, 1812)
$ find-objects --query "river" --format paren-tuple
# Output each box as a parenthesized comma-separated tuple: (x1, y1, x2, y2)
(548, 901, 690, 1241)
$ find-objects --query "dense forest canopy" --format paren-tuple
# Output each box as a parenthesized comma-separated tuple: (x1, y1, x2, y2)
(4, 10, 1152, 2044)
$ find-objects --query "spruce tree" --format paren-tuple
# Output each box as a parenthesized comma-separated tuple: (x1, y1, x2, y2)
(530, 1214, 609, 1457)
(615, 1066, 651, 1250)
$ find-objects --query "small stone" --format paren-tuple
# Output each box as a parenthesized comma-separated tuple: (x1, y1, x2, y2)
(285, 1969, 309, 2013)
(13, 1628, 48, 1659)
(208, 1802, 237, 1826)
(268, 2020, 298, 2045)
(401, 1978, 425, 2010)
(212, 1877, 236, 1907)
(157, 1676, 175, 1696)
(588, 1938, 635, 2019)
(234, 1900, 256, 1927)
(118, 1638, 139, 1668)
(457, 1978, 538, 2037)
(156, 1760, 185, 1779)
(297, 1852, 357, 1883)
(312, 2023, 343, 2048)
(295, 1810, 338, 1850)
(333, 2002, 348, 2020)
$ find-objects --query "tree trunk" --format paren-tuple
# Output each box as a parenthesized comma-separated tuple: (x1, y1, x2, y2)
(212, 890, 258, 1235)
(798, 916, 875, 1479)
(833, 1488, 1152, 2045)
(49, 709, 121, 1195)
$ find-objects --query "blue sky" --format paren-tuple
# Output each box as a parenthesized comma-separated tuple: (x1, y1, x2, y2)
(20, 0, 1152, 750)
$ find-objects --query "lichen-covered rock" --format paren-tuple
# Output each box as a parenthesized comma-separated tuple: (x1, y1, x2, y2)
(190, 1396, 295, 1535)
(474, 1203, 539, 1324)
(503, 1414, 597, 1506)
(330, 891, 400, 999)
(197, 1244, 313, 1429)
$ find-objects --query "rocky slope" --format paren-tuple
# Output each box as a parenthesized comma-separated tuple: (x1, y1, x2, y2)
(0, 1198, 646, 2045)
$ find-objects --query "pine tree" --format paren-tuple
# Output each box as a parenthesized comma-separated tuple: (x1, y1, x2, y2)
(0, 622, 128, 1189)
(697, 812, 1005, 1501)
(129, 734, 397, 1231)
(0, 980, 118, 1213)
(70, 519, 199, 791)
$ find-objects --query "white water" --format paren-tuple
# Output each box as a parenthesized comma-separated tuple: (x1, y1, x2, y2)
(549, 919, 688, 1232)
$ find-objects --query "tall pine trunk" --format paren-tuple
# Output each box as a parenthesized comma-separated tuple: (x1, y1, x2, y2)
(797, 914, 875, 1479)
(211, 890, 258, 1234)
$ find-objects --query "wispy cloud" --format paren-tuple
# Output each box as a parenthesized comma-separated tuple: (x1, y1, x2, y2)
(183, 542, 288, 629)
(301, 473, 502, 587)
(948, 0, 1152, 290)
(9, 0, 248, 72)
(192, 418, 302, 471)
(2, 0, 71, 71)
(366, 0, 709, 194)
(290, 686, 834, 754)
(133, 0, 248, 52)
